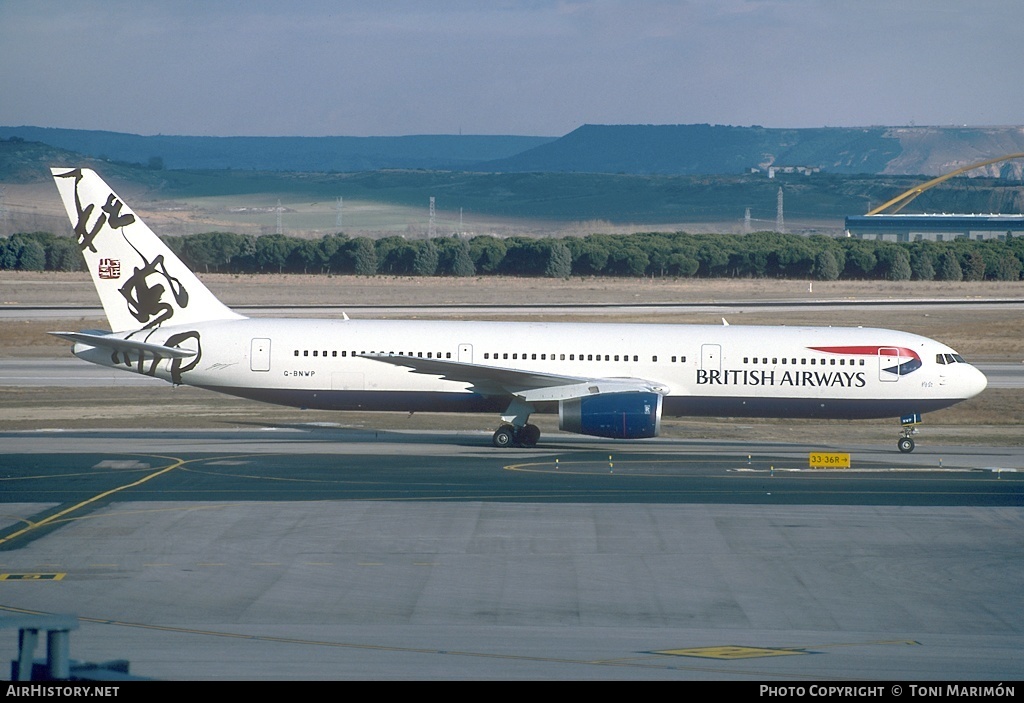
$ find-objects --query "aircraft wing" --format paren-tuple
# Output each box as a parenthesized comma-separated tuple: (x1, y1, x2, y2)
(361, 353, 668, 402)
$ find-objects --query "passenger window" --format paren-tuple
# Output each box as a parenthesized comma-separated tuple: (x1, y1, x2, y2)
(294, 350, 299, 357)
(652, 356, 658, 362)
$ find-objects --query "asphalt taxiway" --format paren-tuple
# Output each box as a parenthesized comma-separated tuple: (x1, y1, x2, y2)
(0, 428, 1021, 681)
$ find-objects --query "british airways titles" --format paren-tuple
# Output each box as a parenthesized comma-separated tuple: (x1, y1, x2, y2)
(696, 368, 867, 388)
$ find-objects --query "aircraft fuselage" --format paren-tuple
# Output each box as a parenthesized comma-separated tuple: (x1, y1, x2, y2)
(75, 317, 987, 421)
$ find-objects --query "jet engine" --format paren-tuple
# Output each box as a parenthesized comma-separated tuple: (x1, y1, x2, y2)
(559, 391, 662, 439)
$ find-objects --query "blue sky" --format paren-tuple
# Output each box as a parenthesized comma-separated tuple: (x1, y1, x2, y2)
(1, 0, 1021, 137)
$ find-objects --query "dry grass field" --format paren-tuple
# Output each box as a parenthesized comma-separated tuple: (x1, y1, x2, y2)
(2, 272, 1021, 445)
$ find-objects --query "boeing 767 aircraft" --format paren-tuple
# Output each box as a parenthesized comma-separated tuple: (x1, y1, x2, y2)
(50, 168, 987, 451)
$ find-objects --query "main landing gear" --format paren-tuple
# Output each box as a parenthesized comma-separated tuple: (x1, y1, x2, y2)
(492, 423, 541, 448)
(493, 399, 539, 448)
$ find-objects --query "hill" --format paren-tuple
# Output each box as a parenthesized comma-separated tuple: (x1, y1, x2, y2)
(477, 124, 900, 175)
(4, 124, 1024, 177)
(5, 138, 1024, 239)
(479, 124, 1024, 177)
(0, 127, 555, 172)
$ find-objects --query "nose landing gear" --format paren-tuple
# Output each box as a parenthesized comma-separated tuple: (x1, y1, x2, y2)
(897, 431, 916, 453)
(897, 417, 920, 453)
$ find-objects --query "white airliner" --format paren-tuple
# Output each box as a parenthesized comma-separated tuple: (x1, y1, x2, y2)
(50, 167, 987, 452)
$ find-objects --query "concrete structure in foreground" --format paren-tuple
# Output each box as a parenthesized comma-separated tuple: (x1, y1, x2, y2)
(845, 214, 1024, 241)
(0, 498, 1021, 681)
(0, 430, 1022, 681)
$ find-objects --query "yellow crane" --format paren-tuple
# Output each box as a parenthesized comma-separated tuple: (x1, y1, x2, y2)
(866, 152, 1024, 215)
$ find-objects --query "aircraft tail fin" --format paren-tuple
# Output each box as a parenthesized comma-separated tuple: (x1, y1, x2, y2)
(51, 167, 245, 332)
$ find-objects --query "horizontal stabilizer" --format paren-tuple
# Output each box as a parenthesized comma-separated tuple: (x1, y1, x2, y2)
(49, 331, 197, 359)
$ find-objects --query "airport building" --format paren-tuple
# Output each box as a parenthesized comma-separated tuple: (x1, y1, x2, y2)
(844, 214, 1024, 241)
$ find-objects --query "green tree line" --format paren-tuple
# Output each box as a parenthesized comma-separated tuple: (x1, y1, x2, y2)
(3, 230, 1023, 282)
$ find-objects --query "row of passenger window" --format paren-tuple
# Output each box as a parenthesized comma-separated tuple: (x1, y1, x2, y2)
(294, 350, 455, 358)
(291, 349, 691, 363)
(743, 356, 866, 367)
(482, 353, 688, 363)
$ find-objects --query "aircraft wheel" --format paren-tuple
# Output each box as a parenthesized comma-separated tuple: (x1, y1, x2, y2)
(520, 424, 541, 447)
(897, 436, 915, 453)
(492, 424, 516, 448)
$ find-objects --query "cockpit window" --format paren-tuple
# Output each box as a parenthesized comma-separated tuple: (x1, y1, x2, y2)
(937, 353, 968, 365)
(952, 354, 965, 363)
(936, 354, 946, 365)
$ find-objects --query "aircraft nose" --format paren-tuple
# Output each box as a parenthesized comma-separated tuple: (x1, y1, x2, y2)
(966, 365, 988, 398)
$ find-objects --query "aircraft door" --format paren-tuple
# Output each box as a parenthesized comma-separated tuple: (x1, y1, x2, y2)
(701, 344, 721, 372)
(878, 347, 901, 382)
(251, 338, 271, 372)
(458, 344, 473, 363)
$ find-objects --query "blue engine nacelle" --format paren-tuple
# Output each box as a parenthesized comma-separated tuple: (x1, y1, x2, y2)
(559, 392, 663, 439)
